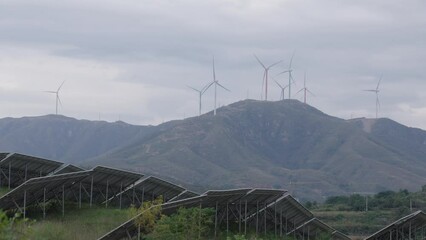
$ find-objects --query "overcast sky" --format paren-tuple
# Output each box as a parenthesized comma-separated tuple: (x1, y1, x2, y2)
(1, 0, 426, 129)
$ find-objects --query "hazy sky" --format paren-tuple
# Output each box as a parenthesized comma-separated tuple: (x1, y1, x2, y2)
(1, 0, 426, 129)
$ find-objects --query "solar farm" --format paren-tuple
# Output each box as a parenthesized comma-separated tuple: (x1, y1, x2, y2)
(0, 152, 425, 240)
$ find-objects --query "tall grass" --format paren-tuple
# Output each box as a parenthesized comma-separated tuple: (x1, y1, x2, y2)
(29, 205, 128, 240)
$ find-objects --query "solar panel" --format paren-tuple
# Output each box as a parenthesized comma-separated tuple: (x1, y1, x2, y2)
(364, 210, 426, 240)
(169, 190, 199, 202)
(0, 171, 92, 213)
(108, 176, 188, 208)
(0, 153, 9, 161)
(0, 153, 64, 188)
(50, 164, 85, 175)
(76, 166, 144, 206)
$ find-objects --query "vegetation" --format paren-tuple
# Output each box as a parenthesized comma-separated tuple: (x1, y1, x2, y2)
(148, 207, 215, 239)
(128, 196, 164, 238)
(0, 211, 31, 240)
(29, 204, 128, 240)
(308, 186, 426, 238)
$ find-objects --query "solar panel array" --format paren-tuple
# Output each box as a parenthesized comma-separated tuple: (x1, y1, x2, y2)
(0, 152, 350, 239)
(0, 152, 198, 216)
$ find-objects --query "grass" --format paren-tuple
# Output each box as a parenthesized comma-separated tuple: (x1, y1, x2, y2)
(314, 210, 395, 236)
(28, 204, 129, 240)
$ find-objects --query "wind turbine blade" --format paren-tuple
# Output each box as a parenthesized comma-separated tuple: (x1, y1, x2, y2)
(44, 91, 57, 94)
(296, 88, 304, 94)
(186, 85, 201, 93)
(363, 90, 377, 92)
(216, 82, 230, 92)
(291, 74, 296, 85)
(276, 70, 290, 76)
(267, 60, 283, 69)
(307, 89, 316, 96)
(57, 80, 66, 92)
(376, 76, 382, 91)
(289, 52, 295, 68)
(274, 80, 283, 89)
(202, 82, 215, 94)
(254, 54, 267, 69)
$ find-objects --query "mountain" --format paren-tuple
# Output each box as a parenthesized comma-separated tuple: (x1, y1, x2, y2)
(87, 100, 426, 200)
(0, 115, 154, 164)
(1, 100, 425, 201)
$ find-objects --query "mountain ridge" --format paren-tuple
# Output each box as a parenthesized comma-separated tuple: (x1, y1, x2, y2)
(1, 100, 425, 201)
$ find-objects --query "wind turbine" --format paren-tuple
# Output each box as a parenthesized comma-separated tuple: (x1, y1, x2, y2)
(277, 53, 295, 99)
(45, 81, 65, 115)
(254, 55, 282, 101)
(187, 83, 210, 116)
(296, 72, 314, 104)
(364, 76, 382, 119)
(204, 57, 230, 116)
(274, 80, 288, 100)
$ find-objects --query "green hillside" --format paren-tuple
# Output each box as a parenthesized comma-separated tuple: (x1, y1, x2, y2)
(89, 100, 426, 201)
(1, 100, 426, 201)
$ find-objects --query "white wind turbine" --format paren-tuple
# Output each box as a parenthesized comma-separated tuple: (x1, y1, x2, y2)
(364, 76, 382, 119)
(296, 72, 314, 104)
(254, 55, 282, 101)
(204, 57, 230, 116)
(277, 53, 295, 99)
(45, 81, 65, 115)
(187, 83, 210, 116)
(274, 79, 288, 101)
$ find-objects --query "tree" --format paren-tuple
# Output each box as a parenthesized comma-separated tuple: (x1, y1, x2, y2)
(148, 207, 215, 240)
(128, 196, 163, 239)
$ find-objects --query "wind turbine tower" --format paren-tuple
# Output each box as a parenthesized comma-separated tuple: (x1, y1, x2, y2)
(204, 57, 230, 116)
(277, 53, 295, 99)
(187, 83, 210, 116)
(45, 81, 65, 115)
(254, 55, 282, 101)
(274, 80, 288, 100)
(296, 72, 314, 104)
(364, 76, 382, 119)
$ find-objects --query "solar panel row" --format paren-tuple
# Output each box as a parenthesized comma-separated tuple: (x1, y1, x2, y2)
(99, 189, 351, 240)
(364, 210, 426, 240)
(0, 152, 198, 218)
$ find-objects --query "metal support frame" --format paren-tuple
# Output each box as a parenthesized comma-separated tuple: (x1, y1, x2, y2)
(43, 187, 46, 218)
(119, 182, 123, 209)
(244, 200, 248, 235)
(214, 201, 218, 238)
(23, 190, 27, 219)
(256, 201, 259, 236)
(79, 182, 82, 209)
(264, 202, 267, 235)
(226, 202, 229, 235)
(105, 180, 109, 208)
(90, 176, 94, 207)
(8, 162, 11, 189)
(62, 184, 65, 217)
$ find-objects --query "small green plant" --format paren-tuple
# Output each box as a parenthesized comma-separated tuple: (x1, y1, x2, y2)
(0, 211, 31, 240)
